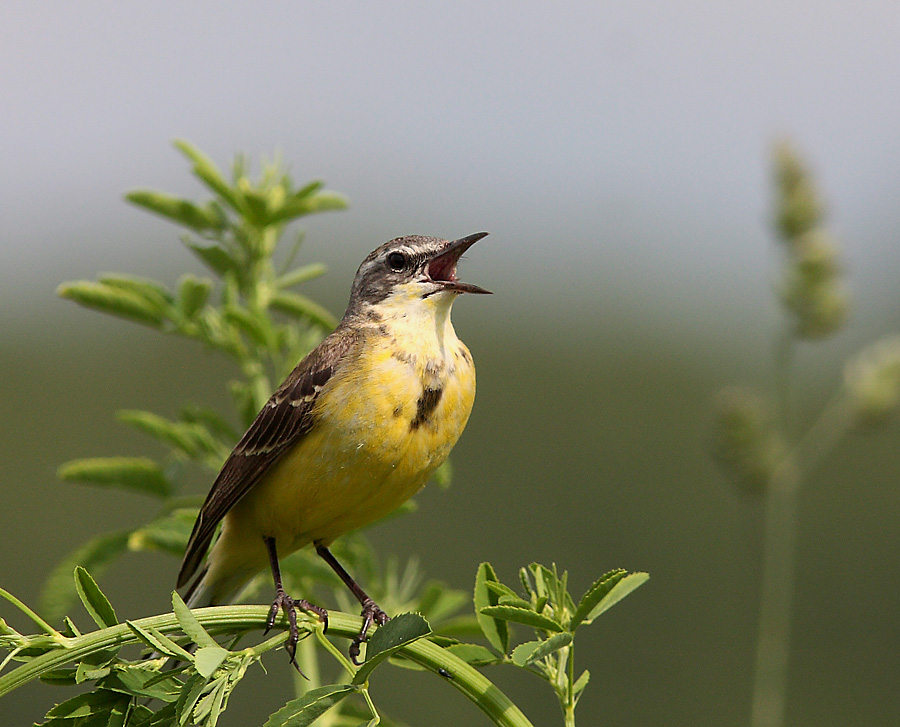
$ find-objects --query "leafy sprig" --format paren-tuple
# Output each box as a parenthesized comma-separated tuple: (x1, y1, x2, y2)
(2, 559, 646, 727)
(470, 563, 648, 727)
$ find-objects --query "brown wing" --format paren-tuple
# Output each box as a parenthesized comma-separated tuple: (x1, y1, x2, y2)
(177, 325, 359, 588)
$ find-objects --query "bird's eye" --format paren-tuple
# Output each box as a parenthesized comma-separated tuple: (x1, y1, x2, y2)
(386, 251, 407, 271)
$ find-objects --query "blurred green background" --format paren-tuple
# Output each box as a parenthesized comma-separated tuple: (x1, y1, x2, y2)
(3, 2, 899, 725)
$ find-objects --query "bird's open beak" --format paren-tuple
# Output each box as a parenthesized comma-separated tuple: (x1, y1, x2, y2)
(426, 232, 492, 295)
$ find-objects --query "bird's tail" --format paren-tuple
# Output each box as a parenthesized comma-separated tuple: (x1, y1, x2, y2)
(181, 560, 260, 609)
(183, 565, 214, 608)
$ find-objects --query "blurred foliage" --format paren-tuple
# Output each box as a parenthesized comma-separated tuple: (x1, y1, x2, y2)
(712, 141, 900, 727)
(772, 141, 849, 340)
(47, 139, 351, 627)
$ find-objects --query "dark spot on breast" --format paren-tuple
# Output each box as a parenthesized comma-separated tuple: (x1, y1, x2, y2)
(459, 348, 472, 365)
(392, 404, 404, 418)
(410, 386, 443, 430)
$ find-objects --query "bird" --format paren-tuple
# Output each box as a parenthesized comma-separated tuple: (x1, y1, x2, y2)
(177, 232, 490, 665)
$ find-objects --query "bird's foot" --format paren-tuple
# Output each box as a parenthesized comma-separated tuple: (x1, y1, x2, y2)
(264, 588, 328, 671)
(348, 597, 389, 665)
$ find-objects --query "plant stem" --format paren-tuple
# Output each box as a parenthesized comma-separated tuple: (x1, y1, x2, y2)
(750, 395, 851, 727)
(774, 328, 795, 435)
(749, 461, 799, 727)
(0, 588, 64, 639)
(0, 605, 534, 727)
(564, 643, 576, 727)
(361, 687, 380, 725)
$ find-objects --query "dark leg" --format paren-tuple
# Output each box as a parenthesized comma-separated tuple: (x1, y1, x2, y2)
(263, 536, 328, 669)
(315, 543, 389, 665)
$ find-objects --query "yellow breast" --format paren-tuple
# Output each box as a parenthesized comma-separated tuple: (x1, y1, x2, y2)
(230, 302, 476, 553)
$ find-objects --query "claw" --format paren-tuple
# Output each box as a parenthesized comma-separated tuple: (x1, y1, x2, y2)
(264, 587, 328, 672)
(348, 597, 390, 665)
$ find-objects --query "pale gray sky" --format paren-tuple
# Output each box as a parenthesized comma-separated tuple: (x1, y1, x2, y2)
(4, 1, 899, 341)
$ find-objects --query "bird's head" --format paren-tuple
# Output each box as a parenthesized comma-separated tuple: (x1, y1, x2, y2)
(347, 233, 491, 317)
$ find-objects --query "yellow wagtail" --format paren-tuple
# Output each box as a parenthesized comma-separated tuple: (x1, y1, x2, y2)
(177, 232, 490, 663)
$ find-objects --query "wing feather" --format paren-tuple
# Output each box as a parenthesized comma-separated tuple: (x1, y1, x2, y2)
(177, 325, 358, 588)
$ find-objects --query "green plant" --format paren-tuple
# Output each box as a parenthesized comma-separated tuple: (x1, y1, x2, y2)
(712, 141, 900, 727)
(1, 141, 647, 726)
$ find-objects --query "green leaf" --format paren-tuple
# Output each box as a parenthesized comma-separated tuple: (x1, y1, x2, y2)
(174, 139, 244, 213)
(128, 509, 196, 556)
(108, 699, 138, 727)
(509, 640, 541, 667)
(117, 410, 218, 459)
(415, 580, 468, 624)
(573, 572, 649, 627)
(431, 457, 453, 489)
(207, 680, 229, 726)
(45, 689, 128, 719)
(119, 704, 157, 727)
(480, 606, 564, 633)
(519, 567, 533, 596)
(275, 263, 328, 290)
(569, 569, 626, 629)
(126, 621, 195, 662)
(444, 643, 501, 666)
(263, 684, 357, 727)
(302, 191, 348, 214)
(235, 188, 267, 227)
(58, 456, 171, 497)
(185, 242, 237, 277)
(38, 669, 78, 686)
(127, 190, 225, 231)
(175, 673, 210, 726)
(291, 180, 325, 199)
(79, 646, 122, 671)
(483, 581, 521, 601)
(58, 281, 166, 327)
(222, 306, 273, 347)
(62, 615, 82, 636)
(430, 614, 482, 639)
(563, 583, 577, 616)
(474, 562, 509, 655)
(39, 531, 130, 623)
(498, 595, 536, 610)
(510, 632, 572, 667)
(193, 683, 219, 725)
(74, 566, 118, 628)
(194, 646, 229, 678)
(353, 612, 431, 684)
(266, 191, 348, 225)
(178, 274, 213, 318)
(104, 666, 183, 702)
(130, 702, 176, 727)
(99, 274, 174, 311)
(528, 563, 555, 600)
(269, 291, 338, 330)
(180, 405, 240, 443)
(557, 568, 572, 612)
(172, 592, 219, 649)
(76, 660, 112, 683)
(228, 380, 258, 429)
(572, 669, 591, 699)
